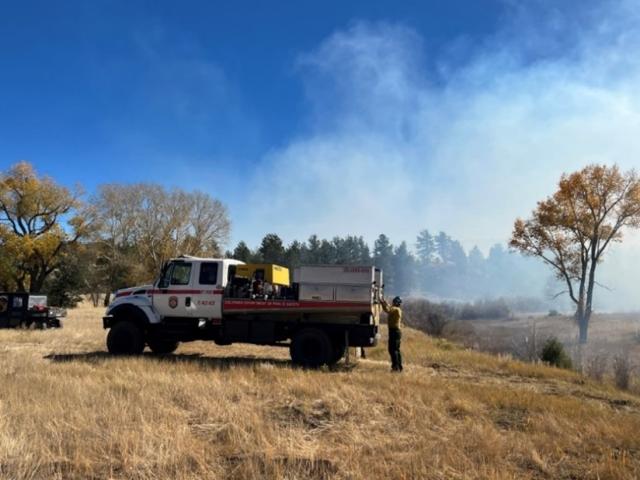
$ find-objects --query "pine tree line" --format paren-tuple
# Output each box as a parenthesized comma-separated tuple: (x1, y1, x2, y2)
(227, 230, 545, 300)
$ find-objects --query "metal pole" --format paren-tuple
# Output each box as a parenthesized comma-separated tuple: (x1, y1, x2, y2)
(345, 330, 350, 365)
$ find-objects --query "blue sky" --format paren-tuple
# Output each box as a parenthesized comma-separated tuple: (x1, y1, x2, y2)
(0, 0, 503, 171)
(2, 0, 640, 262)
(0, 0, 502, 188)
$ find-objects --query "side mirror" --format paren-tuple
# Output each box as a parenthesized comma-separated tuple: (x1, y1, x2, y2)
(157, 262, 172, 289)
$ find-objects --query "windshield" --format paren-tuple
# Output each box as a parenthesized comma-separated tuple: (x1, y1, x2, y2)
(157, 261, 193, 288)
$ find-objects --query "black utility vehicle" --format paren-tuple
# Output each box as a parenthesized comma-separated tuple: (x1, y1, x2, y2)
(0, 293, 64, 329)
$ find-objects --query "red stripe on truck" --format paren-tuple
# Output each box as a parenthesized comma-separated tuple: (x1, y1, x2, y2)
(223, 299, 370, 310)
(146, 289, 225, 295)
(116, 289, 224, 298)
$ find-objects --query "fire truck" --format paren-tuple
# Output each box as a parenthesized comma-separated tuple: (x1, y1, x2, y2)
(103, 256, 382, 367)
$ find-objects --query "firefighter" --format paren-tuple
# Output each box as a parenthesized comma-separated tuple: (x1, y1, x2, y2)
(381, 295, 403, 372)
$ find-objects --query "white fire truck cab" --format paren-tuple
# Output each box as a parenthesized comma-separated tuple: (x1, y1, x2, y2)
(104, 256, 382, 367)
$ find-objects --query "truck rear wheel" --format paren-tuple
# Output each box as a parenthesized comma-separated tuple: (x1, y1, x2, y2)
(290, 328, 333, 368)
(107, 321, 145, 355)
(147, 338, 179, 355)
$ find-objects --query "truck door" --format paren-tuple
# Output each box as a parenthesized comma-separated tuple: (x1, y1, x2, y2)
(191, 261, 223, 320)
(152, 260, 196, 319)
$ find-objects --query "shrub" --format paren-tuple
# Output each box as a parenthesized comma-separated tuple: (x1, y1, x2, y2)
(547, 309, 560, 317)
(505, 296, 549, 313)
(441, 321, 477, 346)
(540, 337, 573, 369)
(403, 299, 451, 337)
(584, 353, 608, 382)
(457, 298, 511, 320)
(613, 354, 633, 390)
(509, 321, 542, 362)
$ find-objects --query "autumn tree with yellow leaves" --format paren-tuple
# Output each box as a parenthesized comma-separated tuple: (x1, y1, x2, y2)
(0, 162, 93, 292)
(511, 165, 640, 343)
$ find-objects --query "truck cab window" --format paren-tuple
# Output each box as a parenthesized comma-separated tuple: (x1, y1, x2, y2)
(199, 262, 219, 285)
(170, 263, 192, 285)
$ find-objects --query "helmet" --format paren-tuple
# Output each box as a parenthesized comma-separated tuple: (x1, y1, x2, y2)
(392, 296, 402, 306)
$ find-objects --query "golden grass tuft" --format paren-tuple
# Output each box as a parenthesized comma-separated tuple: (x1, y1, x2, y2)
(0, 306, 639, 479)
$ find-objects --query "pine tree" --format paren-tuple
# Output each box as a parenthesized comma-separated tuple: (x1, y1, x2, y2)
(392, 241, 415, 296)
(284, 240, 304, 269)
(416, 229, 436, 264)
(232, 241, 253, 262)
(304, 235, 322, 264)
(318, 239, 336, 264)
(468, 245, 485, 271)
(374, 234, 395, 291)
(258, 234, 286, 264)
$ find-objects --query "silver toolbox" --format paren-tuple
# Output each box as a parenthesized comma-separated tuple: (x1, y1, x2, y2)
(299, 284, 335, 301)
(335, 285, 372, 302)
(294, 265, 375, 285)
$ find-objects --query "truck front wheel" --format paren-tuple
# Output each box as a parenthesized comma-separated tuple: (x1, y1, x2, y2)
(290, 328, 333, 368)
(107, 321, 145, 355)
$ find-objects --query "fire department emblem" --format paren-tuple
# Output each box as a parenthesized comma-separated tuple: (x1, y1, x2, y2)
(168, 296, 178, 309)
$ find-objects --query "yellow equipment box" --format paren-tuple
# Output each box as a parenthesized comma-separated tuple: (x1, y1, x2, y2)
(235, 264, 290, 286)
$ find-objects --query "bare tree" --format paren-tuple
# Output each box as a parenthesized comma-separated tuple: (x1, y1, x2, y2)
(91, 184, 146, 304)
(91, 183, 230, 288)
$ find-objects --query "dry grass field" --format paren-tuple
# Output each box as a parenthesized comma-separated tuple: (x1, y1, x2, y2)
(471, 313, 640, 372)
(1, 306, 640, 479)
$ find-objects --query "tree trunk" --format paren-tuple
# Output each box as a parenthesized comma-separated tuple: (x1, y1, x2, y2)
(90, 293, 99, 307)
(103, 291, 111, 307)
(578, 249, 599, 346)
(15, 278, 26, 292)
(29, 269, 45, 293)
(576, 309, 591, 344)
(574, 291, 590, 344)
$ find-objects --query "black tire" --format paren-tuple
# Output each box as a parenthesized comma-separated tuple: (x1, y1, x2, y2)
(107, 321, 145, 355)
(147, 338, 179, 355)
(290, 328, 334, 368)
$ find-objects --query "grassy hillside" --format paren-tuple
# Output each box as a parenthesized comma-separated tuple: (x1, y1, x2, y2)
(1, 306, 639, 479)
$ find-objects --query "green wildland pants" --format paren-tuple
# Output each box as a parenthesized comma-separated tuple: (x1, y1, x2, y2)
(388, 328, 403, 371)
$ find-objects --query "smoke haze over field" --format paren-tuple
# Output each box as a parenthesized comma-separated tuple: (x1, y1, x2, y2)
(231, 0, 640, 310)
